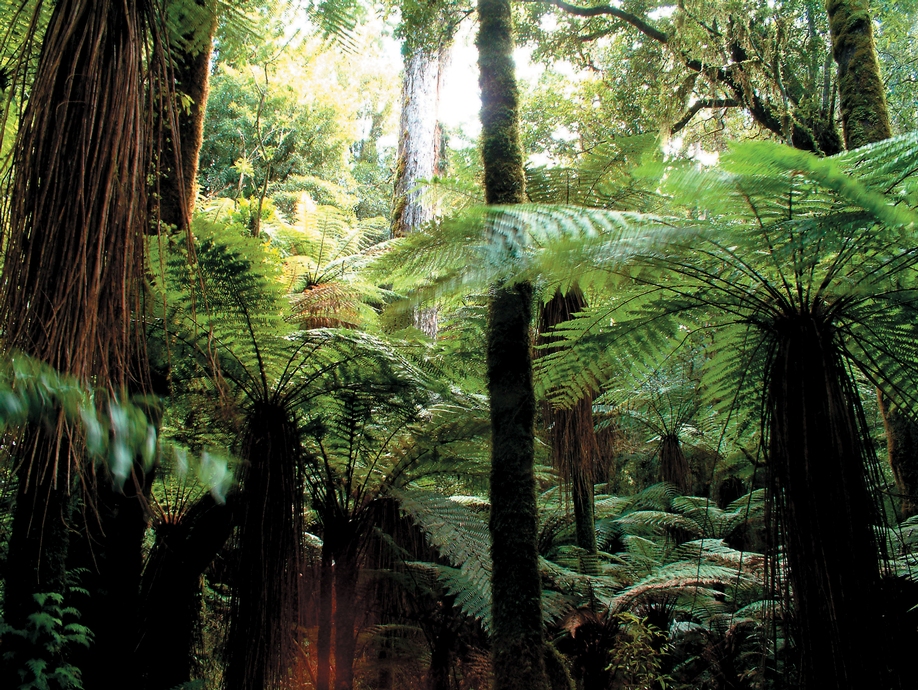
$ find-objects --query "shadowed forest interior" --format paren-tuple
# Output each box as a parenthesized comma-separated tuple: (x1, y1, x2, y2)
(1, 0, 918, 688)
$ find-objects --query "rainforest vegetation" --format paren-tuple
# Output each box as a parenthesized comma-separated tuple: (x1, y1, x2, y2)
(1, 0, 918, 688)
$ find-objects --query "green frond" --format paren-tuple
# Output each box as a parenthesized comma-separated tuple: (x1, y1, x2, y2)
(0, 352, 232, 498)
(307, 0, 360, 52)
(416, 562, 493, 631)
(539, 554, 626, 600)
(613, 510, 704, 539)
(671, 539, 766, 579)
(393, 489, 492, 628)
(609, 561, 754, 616)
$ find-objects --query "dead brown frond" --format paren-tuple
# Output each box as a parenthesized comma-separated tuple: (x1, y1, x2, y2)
(291, 281, 364, 330)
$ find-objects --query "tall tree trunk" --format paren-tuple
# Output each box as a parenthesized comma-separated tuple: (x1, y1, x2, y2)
(137, 493, 235, 689)
(392, 43, 450, 336)
(224, 402, 304, 690)
(157, 0, 218, 233)
(333, 545, 361, 690)
(768, 312, 892, 688)
(478, 1, 549, 687)
(0, 0, 153, 681)
(392, 47, 445, 239)
(537, 288, 599, 558)
(825, 0, 917, 521)
(826, 0, 891, 150)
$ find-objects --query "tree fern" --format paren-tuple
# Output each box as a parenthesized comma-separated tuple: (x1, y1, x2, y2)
(524, 134, 918, 688)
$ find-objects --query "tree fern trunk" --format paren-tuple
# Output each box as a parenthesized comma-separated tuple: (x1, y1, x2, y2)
(224, 402, 304, 690)
(333, 545, 360, 690)
(768, 312, 890, 688)
(1, 428, 73, 687)
(137, 494, 234, 689)
(659, 434, 691, 495)
(478, 0, 549, 686)
(69, 472, 149, 688)
(0, 0, 152, 680)
(316, 542, 334, 690)
(537, 288, 599, 556)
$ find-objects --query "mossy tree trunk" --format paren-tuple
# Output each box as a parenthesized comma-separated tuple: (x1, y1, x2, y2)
(825, 0, 918, 521)
(478, 0, 550, 687)
(825, 0, 891, 150)
(157, 0, 218, 233)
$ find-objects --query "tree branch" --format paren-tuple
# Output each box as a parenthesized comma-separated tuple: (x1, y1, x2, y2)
(671, 98, 739, 134)
(520, 0, 669, 44)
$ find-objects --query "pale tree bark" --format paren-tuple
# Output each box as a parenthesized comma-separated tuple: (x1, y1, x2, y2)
(393, 44, 450, 337)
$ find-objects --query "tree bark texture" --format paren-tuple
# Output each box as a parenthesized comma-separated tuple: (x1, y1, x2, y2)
(157, 0, 218, 233)
(826, 0, 892, 150)
(767, 312, 895, 688)
(392, 47, 445, 239)
(224, 403, 304, 690)
(393, 44, 450, 337)
(0, 0, 152, 681)
(486, 284, 549, 690)
(478, 0, 550, 687)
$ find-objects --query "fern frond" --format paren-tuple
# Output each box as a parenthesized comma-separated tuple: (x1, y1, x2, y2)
(393, 489, 492, 601)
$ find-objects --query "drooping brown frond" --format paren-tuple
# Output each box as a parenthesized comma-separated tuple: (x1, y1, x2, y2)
(291, 281, 364, 330)
(538, 286, 600, 555)
(1, 0, 154, 387)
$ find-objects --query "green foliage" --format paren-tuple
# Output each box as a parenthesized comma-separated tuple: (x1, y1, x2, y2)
(605, 612, 671, 690)
(394, 489, 493, 626)
(0, 588, 92, 690)
(199, 63, 347, 198)
(522, 134, 918, 413)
